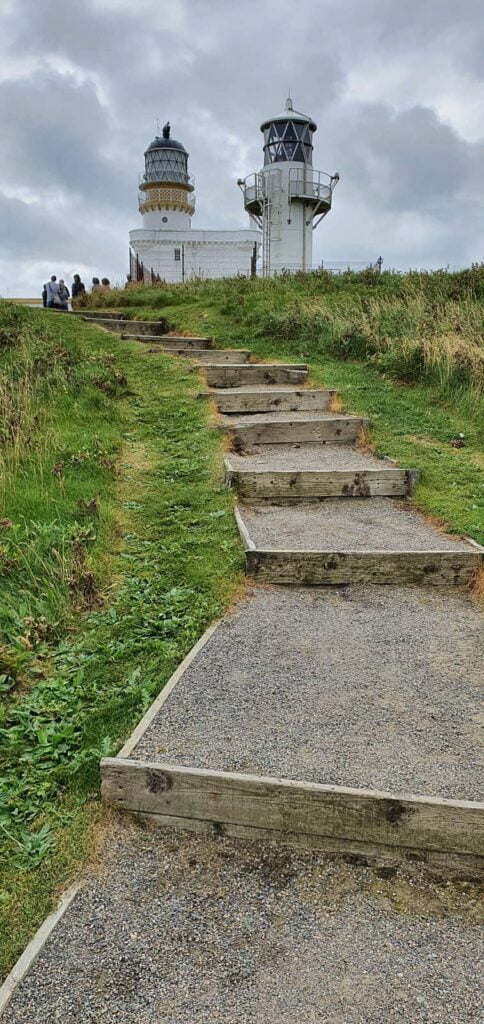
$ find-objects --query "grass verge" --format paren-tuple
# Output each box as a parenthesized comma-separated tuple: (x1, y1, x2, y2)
(0, 305, 242, 977)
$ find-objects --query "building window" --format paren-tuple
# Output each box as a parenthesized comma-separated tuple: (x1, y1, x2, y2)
(174, 248, 181, 261)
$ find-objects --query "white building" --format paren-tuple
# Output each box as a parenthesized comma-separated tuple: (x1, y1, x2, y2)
(239, 97, 339, 276)
(129, 123, 260, 283)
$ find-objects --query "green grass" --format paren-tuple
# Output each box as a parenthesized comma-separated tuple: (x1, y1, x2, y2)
(0, 304, 242, 976)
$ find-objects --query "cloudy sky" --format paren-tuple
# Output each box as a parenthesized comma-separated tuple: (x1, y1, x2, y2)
(1, 0, 483, 295)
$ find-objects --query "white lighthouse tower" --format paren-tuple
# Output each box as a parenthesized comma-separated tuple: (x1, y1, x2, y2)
(239, 97, 339, 275)
(129, 121, 260, 282)
(139, 122, 195, 233)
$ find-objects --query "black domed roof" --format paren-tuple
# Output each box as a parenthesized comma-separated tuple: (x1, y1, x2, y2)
(145, 136, 188, 154)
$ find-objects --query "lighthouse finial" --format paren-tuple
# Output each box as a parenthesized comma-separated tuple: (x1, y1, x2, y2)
(162, 121, 171, 139)
(285, 92, 293, 112)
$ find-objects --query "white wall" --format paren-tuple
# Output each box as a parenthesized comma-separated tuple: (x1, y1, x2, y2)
(142, 208, 192, 231)
(130, 228, 260, 282)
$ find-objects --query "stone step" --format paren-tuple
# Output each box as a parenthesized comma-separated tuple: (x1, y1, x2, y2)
(122, 334, 213, 349)
(200, 387, 336, 413)
(204, 364, 308, 388)
(223, 411, 368, 446)
(236, 499, 482, 585)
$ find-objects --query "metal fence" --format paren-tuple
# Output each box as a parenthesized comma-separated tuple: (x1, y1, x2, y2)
(128, 249, 163, 286)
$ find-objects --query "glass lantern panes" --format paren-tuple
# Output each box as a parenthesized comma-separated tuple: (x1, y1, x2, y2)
(263, 120, 313, 165)
(144, 148, 188, 184)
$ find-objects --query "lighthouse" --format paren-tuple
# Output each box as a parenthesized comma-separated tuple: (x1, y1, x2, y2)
(239, 97, 339, 275)
(138, 122, 195, 232)
(129, 122, 260, 282)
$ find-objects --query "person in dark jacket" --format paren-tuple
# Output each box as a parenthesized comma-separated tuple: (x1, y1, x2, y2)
(71, 274, 86, 299)
(58, 280, 70, 311)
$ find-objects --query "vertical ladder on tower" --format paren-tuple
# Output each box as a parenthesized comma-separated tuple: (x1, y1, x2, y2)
(261, 170, 282, 278)
(262, 195, 272, 278)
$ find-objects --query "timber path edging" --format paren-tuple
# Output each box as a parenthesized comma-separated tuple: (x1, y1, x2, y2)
(100, 758, 484, 874)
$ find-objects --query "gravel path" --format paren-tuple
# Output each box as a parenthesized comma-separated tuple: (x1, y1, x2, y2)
(131, 585, 483, 799)
(227, 442, 391, 472)
(240, 498, 474, 551)
(4, 824, 483, 1024)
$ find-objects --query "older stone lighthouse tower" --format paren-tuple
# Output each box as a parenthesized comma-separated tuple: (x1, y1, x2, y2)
(239, 97, 339, 275)
(138, 122, 195, 232)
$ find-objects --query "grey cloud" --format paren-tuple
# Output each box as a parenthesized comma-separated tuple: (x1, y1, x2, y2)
(0, 68, 132, 207)
(0, 0, 483, 292)
(329, 103, 472, 211)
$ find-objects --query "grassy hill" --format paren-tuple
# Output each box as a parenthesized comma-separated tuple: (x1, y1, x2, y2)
(79, 268, 484, 545)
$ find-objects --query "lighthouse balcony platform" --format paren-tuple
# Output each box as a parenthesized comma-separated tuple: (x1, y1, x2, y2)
(241, 168, 336, 217)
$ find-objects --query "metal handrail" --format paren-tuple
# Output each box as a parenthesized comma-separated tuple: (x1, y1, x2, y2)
(288, 167, 334, 203)
(138, 187, 196, 213)
(139, 171, 195, 190)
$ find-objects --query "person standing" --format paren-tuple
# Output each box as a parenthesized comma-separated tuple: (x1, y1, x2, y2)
(91, 277, 101, 291)
(43, 275, 61, 309)
(71, 274, 86, 300)
(58, 280, 70, 311)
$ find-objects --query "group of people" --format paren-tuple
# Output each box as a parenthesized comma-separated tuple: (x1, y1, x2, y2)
(42, 274, 111, 310)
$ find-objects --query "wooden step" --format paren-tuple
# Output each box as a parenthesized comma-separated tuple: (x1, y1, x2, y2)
(235, 501, 482, 586)
(123, 334, 213, 349)
(101, 758, 484, 874)
(245, 548, 481, 585)
(190, 350, 250, 364)
(225, 413, 368, 446)
(82, 317, 168, 336)
(200, 387, 335, 414)
(147, 347, 250, 363)
(99, 582, 484, 876)
(204, 364, 308, 388)
(226, 465, 420, 500)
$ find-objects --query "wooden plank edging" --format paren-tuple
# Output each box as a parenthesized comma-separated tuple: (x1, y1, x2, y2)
(229, 417, 368, 446)
(245, 549, 482, 585)
(100, 758, 484, 863)
(228, 468, 420, 499)
(234, 505, 256, 550)
(118, 620, 223, 759)
(199, 389, 336, 414)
